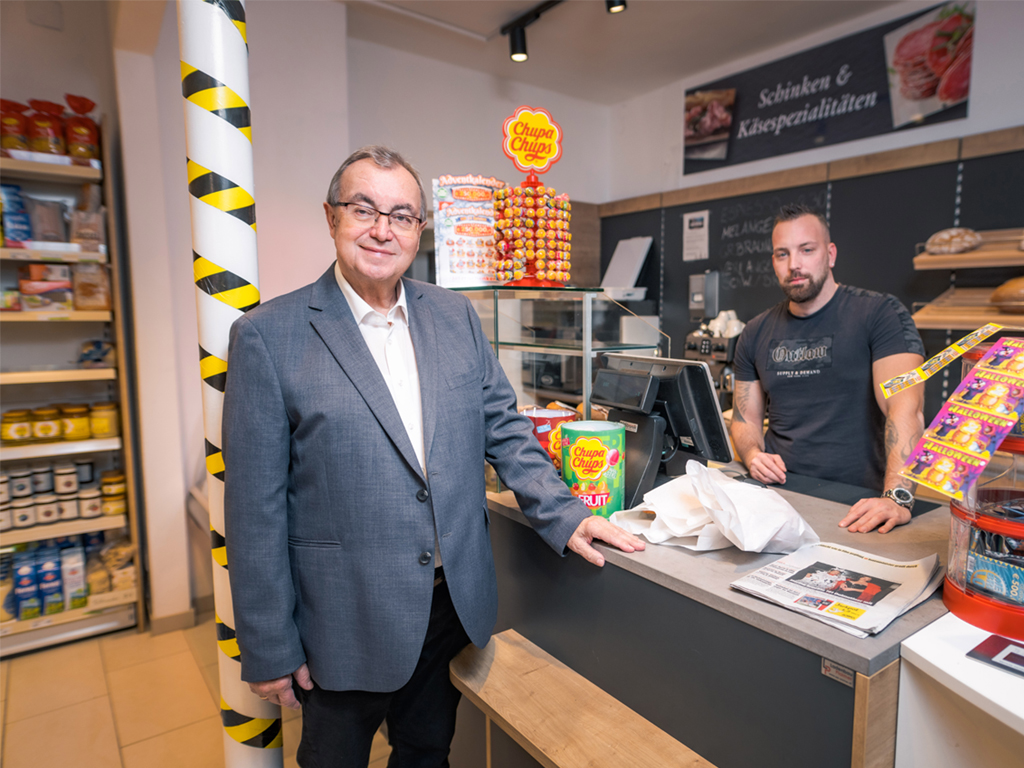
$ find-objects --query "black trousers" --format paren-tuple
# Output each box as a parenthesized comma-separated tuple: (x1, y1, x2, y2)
(294, 569, 471, 768)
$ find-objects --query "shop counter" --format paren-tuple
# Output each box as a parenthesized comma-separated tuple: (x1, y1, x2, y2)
(459, 475, 951, 768)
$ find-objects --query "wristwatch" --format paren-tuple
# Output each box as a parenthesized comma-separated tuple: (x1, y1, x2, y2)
(882, 487, 915, 512)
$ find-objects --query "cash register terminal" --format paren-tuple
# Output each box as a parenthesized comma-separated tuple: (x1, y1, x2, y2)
(592, 353, 734, 509)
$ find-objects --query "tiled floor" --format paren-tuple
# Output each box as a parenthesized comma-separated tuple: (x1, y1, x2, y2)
(0, 612, 390, 767)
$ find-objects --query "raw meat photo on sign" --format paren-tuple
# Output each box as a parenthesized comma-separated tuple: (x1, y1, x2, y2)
(884, 2, 974, 129)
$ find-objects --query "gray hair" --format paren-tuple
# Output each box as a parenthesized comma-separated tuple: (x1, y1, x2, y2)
(326, 145, 427, 219)
(774, 203, 830, 243)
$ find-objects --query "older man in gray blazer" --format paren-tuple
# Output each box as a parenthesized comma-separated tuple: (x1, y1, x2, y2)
(222, 145, 643, 767)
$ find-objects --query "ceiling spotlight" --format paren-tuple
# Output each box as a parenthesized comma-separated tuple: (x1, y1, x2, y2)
(509, 26, 528, 62)
(606, 0, 626, 13)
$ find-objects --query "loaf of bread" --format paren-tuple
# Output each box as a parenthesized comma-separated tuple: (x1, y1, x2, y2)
(925, 227, 982, 254)
(990, 276, 1024, 313)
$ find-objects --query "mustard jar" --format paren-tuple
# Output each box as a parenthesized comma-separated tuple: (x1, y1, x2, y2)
(89, 402, 120, 438)
(101, 494, 127, 517)
(1, 409, 32, 444)
(100, 471, 126, 497)
(31, 407, 62, 442)
(61, 405, 91, 440)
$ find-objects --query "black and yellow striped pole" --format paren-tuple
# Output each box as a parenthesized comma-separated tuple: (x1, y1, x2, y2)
(177, 1, 282, 765)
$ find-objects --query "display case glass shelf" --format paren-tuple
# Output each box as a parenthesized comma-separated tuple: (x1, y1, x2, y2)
(454, 286, 664, 417)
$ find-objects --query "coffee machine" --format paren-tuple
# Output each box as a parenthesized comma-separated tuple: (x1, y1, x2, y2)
(683, 271, 737, 410)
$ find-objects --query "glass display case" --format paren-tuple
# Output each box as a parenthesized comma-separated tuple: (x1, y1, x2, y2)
(455, 287, 666, 418)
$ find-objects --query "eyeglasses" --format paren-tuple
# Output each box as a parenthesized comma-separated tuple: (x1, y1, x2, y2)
(332, 202, 423, 234)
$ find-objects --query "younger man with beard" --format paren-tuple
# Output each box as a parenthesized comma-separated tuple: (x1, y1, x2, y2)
(730, 204, 925, 534)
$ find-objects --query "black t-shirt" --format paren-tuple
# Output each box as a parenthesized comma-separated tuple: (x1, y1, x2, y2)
(733, 285, 925, 489)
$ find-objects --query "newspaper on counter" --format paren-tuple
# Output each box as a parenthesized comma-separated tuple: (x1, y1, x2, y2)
(731, 542, 942, 637)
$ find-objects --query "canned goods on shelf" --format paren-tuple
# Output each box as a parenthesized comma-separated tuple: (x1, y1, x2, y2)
(11, 497, 36, 528)
(57, 492, 80, 520)
(8, 468, 32, 498)
(100, 471, 126, 497)
(101, 494, 127, 517)
(35, 494, 59, 524)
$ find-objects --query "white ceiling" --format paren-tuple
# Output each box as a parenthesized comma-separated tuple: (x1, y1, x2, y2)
(347, 0, 898, 105)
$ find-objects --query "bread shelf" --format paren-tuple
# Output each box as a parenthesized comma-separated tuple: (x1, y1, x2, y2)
(0, 589, 137, 638)
(1, 515, 127, 547)
(0, 247, 107, 264)
(0, 368, 116, 385)
(912, 287, 1024, 330)
(0, 437, 122, 462)
(914, 228, 1024, 270)
(0, 157, 102, 183)
(0, 311, 111, 322)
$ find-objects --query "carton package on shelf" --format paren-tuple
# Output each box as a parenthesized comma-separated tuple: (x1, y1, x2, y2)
(72, 263, 111, 310)
(37, 547, 64, 615)
(2, 290, 21, 311)
(19, 263, 71, 282)
(61, 547, 87, 609)
(110, 564, 135, 592)
(1, 183, 32, 248)
(13, 551, 41, 621)
(0, 555, 14, 622)
(19, 279, 73, 311)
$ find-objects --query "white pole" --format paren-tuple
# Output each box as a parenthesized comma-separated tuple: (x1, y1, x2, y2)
(177, 2, 282, 765)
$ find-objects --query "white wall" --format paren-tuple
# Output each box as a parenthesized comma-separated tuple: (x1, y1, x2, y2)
(608, 0, 1024, 201)
(0, 1, 117, 120)
(347, 38, 611, 204)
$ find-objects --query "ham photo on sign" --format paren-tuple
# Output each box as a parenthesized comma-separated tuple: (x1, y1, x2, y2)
(884, 2, 974, 129)
(684, 89, 736, 161)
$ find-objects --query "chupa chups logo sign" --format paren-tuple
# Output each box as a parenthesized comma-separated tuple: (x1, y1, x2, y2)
(567, 436, 609, 480)
(502, 106, 563, 174)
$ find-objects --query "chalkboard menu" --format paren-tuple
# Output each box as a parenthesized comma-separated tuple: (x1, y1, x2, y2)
(661, 183, 827, 347)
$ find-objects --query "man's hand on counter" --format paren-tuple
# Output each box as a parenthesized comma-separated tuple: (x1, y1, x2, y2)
(839, 496, 912, 534)
(568, 516, 646, 567)
(747, 450, 787, 486)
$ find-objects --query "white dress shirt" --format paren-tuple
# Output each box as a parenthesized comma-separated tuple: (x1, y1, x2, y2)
(335, 264, 440, 566)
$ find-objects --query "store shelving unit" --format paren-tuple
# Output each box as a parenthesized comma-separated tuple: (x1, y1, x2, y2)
(1, 121, 145, 652)
(912, 228, 1024, 330)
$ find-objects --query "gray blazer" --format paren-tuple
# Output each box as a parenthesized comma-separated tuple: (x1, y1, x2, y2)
(222, 266, 588, 691)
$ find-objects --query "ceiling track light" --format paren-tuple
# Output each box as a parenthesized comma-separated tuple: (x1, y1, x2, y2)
(500, 0, 564, 63)
(606, 0, 627, 13)
(509, 26, 528, 62)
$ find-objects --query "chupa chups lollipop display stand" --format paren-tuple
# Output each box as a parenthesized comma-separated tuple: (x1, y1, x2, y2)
(495, 106, 572, 287)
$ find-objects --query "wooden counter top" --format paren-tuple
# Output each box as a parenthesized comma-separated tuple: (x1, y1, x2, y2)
(487, 479, 950, 677)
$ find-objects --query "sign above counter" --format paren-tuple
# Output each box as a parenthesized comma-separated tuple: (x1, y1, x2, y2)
(684, 2, 974, 174)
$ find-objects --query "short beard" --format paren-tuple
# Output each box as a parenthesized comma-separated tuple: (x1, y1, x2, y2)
(781, 272, 826, 304)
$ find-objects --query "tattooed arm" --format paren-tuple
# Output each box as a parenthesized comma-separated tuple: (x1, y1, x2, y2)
(840, 352, 925, 533)
(730, 378, 787, 485)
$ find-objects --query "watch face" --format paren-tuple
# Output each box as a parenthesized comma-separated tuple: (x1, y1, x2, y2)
(890, 488, 913, 504)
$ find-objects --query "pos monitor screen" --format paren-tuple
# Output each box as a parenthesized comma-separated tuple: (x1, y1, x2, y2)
(593, 353, 733, 476)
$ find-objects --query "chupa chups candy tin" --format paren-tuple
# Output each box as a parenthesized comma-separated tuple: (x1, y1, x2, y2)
(561, 421, 624, 518)
(522, 407, 577, 464)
